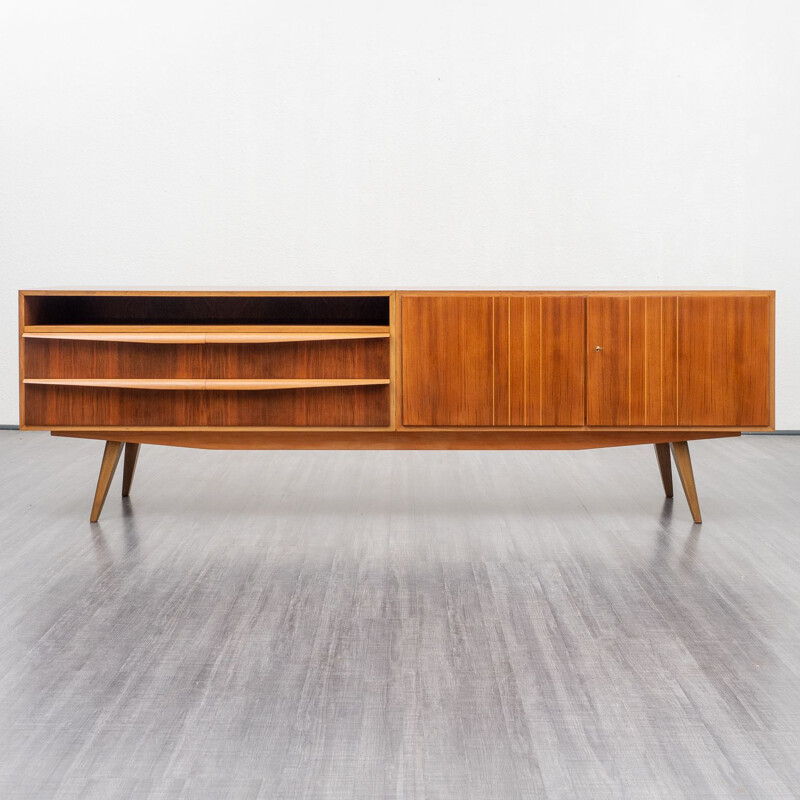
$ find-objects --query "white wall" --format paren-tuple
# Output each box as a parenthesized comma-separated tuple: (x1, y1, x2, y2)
(1, 0, 797, 427)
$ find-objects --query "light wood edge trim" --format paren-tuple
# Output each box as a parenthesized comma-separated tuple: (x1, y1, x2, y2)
(22, 332, 390, 344)
(769, 291, 776, 430)
(394, 290, 775, 299)
(389, 291, 398, 431)
(42, 426, 395, 432)
(27, 424, 760, 433)
(20, 289, 775, 297)
(23, 378, 391, 391)
(398, 294, 407, 427)
(50, 430, 741, 451)
(582, 295, 588, 426)
(18, 291, 25, 429)
(395, 424, 769, 432)
(23, 325, 390, 334)
(19, 290, 394, 297)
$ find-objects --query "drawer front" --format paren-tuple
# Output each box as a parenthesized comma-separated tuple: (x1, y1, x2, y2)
(23, 338, 389, 380)
(22, 337, 391, 428)
(24, 384, 390, 427)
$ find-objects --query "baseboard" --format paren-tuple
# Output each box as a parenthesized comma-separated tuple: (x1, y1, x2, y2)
(744, 430, 800, 435)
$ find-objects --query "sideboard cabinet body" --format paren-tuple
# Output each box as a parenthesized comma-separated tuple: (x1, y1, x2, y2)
(18, 289, 775, 522)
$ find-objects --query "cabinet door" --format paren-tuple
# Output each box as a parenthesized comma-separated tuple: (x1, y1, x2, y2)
(401, 296, 494, 425)
(401, 294, 585, 426)
(677, 295, 772, 426)
(586, 294, 772, 427)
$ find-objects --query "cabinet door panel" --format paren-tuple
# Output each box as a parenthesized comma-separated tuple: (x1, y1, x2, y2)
(401, 294, 584, 427)
(586, 297, 631, 426)
(500, 296, 585, 426)
(677, 296, 771, 426)
(587, 295, 679, 426)
(401, 296, 495, 426)
(587, 294, 772, 427)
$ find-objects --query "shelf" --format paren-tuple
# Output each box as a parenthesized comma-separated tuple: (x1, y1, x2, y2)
(24, 378, 390, 391)
(23, 325, 390, 345)
(22, 294, 391, 326)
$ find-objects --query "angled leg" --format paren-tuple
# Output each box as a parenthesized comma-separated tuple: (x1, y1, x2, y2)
(653, 443, 673, 498)
(122, 443, 141, 497)
(670, 441, 702, 524)
(90, 441, 124, 522)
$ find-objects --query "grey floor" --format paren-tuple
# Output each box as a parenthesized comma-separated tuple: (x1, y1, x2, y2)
(1, 433, 800, 799)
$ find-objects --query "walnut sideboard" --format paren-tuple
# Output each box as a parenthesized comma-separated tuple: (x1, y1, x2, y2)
(18, 289, 775, 523)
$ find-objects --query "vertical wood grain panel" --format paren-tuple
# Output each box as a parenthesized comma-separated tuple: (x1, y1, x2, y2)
(539, 296, 585, 426)
(586, 297, 630, 426)
(676, 296, 771, 426)
(401, 296, 494, 426)
(505, 296, 585, 427)
(588, 295, 680, 427)
(508, 297, 527, 425)
(493, 297, 510, 426)
(632, 296, 679, 426)
(629, 297, 647, 425)
(520, 297, 543, 426)
(662, 296, 679, 425)
(643, 297, 664, 425)
(401, 294, 584, 427)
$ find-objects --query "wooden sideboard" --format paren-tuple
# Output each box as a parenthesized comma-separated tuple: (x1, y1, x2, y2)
(18, 289, 775, 523)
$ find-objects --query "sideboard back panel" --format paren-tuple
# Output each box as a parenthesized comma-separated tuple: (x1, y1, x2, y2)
(24, 294, 390, 327)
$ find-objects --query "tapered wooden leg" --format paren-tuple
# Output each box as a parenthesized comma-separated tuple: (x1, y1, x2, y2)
(670, 441, 702, 524)
(90, 441, 124, 522)
(653, 443, 673, 498)
(122, 443, 140, 497)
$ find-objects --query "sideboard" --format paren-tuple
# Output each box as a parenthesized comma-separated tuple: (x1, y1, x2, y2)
(18, 289, 775, 522)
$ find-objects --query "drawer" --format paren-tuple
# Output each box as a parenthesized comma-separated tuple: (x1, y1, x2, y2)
(23, 384, 391, 427)
(22, 335, 390, 380)
(22, 326, 392, 428)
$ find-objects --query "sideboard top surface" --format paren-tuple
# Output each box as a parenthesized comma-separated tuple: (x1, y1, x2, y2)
(19, 288, 775, 296)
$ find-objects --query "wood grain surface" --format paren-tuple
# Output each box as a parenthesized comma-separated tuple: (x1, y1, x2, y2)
(24, 378, 390, 391)
(401, 294, 584, 427)
(587, 294, 772, 428)
(25, 385, 391, 427)
(401, 295, 495, 426)
(52, 429, 738, 450)
(19, 290, 775, 434)
(23, 329, 390, 344)
(677, 295, 772, 426)
(23, 337, 390, 380)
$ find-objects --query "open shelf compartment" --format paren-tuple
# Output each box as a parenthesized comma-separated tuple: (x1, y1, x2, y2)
(22, 293, 391, 327)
